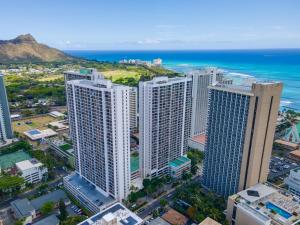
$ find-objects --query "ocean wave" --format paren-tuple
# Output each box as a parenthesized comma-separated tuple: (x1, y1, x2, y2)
(227, 72, 254, 78)
(280, 100, 293, 105)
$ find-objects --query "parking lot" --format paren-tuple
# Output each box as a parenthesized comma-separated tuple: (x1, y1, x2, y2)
(268, 156, 299, 180)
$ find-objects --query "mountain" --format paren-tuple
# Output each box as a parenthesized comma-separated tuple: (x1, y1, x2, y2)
(0, 34, 76, 63)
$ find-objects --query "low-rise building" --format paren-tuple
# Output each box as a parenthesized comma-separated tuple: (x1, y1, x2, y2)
(274, 139, 299, 151)
(47, 138, 75, 168)
(10, 198, 36, 224)
(199, 217, 221, 225)
(10, 190, 69, 223)
(78, 203, 143, 225)
(161, 209, 188, 225)
(16, 159, 47, 184)
(226, 183, 300, 225)
(63, 172, 116, 214)
(169, 156, 191, 179)
(24, 129, 57, 141)
(285, 167, 300, 197)
(188, 134, 206, 151)
(289, 150, 300, 161)
(32, 214, 59, 225)
(149, 217, 171, 225)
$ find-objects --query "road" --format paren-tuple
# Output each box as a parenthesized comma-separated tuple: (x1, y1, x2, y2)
(137, 175, 202, 219)
(0, 170, 69, 210)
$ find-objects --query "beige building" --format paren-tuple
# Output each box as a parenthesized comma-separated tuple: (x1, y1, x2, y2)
(226, 183, 300, 225)
(199, 217, 221, 225)
(203, 82, 282, 197)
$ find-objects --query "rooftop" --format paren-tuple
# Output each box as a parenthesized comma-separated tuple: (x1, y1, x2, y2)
(199, 217, 221, 225)
(10, 198, 35, 219)
(230, 183, 300, 225)
(162, 209, 188, 225)
(16, 158, 43, 171)
(290, 150, 300, 158)
(169, 156, 191, 168)
(64, 173, 114, 207)
(192, 134, 206, 144)
(31, 189, 67, 210)
(32, 214, 59, 225)
(148, 217, 171, 225)
(79, 203, 143, 225)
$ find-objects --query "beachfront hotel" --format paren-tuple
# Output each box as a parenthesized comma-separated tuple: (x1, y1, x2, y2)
(139, 76, 192, 178)
(203, 81, 282, 197)
(226, 183, 300, 225)
(0, 73, 13, 146)
(65, 76, 131, 203)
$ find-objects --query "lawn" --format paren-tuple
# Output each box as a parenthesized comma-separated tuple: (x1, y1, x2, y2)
(13, 115, 58, 134)
(102, 70, 140, 82)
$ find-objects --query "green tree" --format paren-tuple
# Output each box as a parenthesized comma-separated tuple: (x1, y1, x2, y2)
(59, 199, 68, 221)
(60, 216, 86, 225)
(159, 198, 168, 207)
(40, 201, 54, 215)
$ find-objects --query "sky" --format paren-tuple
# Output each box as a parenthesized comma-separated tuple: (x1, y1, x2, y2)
(0, 0, 300, 50)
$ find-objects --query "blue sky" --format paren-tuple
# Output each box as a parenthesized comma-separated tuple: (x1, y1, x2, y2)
(1, 0, 300, 50)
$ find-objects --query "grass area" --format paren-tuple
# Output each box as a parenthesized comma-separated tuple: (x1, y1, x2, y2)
(60, 143, 72, 151)
(102, 70, 140, 81)
(13, 115, 58, 134)
(37, 74, 63, 82)
(0, 151, 31, 169)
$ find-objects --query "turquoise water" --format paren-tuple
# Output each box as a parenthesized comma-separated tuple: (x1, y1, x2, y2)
(266, 202, 292, 219)
(66, 50, 300, 111)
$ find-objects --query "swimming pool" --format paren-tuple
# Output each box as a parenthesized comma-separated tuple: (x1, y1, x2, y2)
(266, 202, 292, 219)
(28, 129, 41, 135)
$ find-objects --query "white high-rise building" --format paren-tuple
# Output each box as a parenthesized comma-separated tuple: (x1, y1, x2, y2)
(139, 76, 192, 178)
(0, 74, 13, 146)
(66, 77, 131, 201)
(129, 87, 138, 133)
(188, 68, 217, 136)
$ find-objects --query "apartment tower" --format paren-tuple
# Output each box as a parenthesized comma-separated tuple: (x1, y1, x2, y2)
(139, 76, 192, 178)
(188, 68, 217, 136)
(203, 81, 282, 197)
(66, 77, 131, 201)
(0, 74, 13, 145)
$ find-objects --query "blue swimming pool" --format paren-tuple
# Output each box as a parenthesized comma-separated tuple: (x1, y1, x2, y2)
(28, 129, 41, 135)
(266, 202, 292, 219)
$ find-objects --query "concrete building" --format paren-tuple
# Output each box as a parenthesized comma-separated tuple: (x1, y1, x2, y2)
(66, 76, 131, 202)
(16, 159, 47, 184)
(64, 68, 102, 82)
(0, 74, 13, 146)
(188, 68, 217, 136)
(78, 203, 143, 225)
(203, 82, 282, 197)
(139, 76, 192, 178)
(169, 156, 191, 179)
(129, 87, 138, 133)
(284, 167, 300, 197)
(226, 183, 300, 225)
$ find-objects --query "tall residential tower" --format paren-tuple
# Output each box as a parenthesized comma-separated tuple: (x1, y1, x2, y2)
(203, 81, 282, 197)
(188, 68, 217, 136)
(66, 77, 131, 201)
(0, 74, 13, 145)
(139, 76, 192, 178)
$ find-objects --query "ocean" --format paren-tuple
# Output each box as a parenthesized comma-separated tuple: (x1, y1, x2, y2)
(65, 49, 300, 111)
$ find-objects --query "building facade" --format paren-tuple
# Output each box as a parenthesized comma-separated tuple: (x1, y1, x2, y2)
(139, 76, 192, 178)
(188, 68, 217, 136)
(129, 87, 138, 133)
(226, 183, 300, 225)
(0, 74, 13, 145)
(66, 77, 131, 201)
(16, 159, 48, 184)
(203, 82, 282, 197)
(284, 167, 300, 197)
